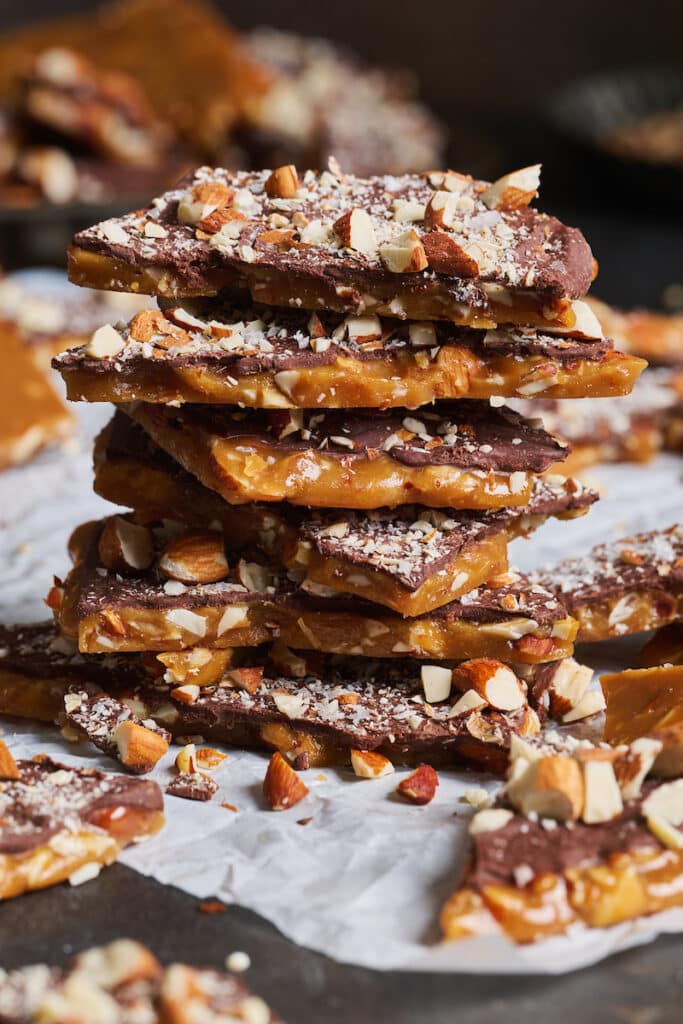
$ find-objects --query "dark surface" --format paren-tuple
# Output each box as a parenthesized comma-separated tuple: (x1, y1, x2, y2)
(1, 864, 682, 1023)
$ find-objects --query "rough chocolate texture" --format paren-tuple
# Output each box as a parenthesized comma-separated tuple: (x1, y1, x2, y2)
(134, 400, 568, 473)
(72, 165, 595, 304)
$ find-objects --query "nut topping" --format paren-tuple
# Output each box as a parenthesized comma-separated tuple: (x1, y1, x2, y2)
(113, 720, 169, 773)
(98, 517, 154, 573)
(379, 229, 428, 273)
(158, 530, 229, 585)
(85, 323, 125, 359)
(506, 755, 584, 822)
(263, 751, 309, 810)
(264, 164, 299, 199)
(481, 164, 541, 209)
(396, 764, 439, 805)
(333, 208, 377, 255)
(350, 749, 395, 779)
(451, 660, 525, 711)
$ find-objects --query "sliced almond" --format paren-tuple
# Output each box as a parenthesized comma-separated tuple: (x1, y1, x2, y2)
(158, 530, 228, 585)
(449, 689, 487, 716)
(264, 164, 299, 199)
(451, 659, 525, 711)
(421, 664, 452, 703)
(545, 658, 593, 717)
(642, 780, 683, 850)
(350, 749, 394, 779)
(85, 324, 125, 359)
(333, 208, 377, 255)
(581, 759, 623, 824)
(615, 738, 663, 800)
(480, 165, 541, 209)
(98, 517, 153, 573)
(561, 687, 606, 723)
(379, 229, 427, 273)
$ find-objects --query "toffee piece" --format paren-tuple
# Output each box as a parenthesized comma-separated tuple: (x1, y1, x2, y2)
(93, 413, 597, 615)
(124, 399, 569, 510)
(52, 300, 645, 408)
(0, 750, 163, 901)
(532, 524, 683, 642)
(68, 164, 595, 329)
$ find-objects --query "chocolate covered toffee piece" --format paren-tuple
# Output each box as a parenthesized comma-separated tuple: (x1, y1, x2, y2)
(55, 519, 577, 660)
(532, 525, 683, 642)
(0, 623, 582, 773)
(68, 164, 596, 329)
(0, 320, 73, 470)
(0, 939, 281, 1023)
(441, 740, 683, 943)
(512, 369, 681, 475)
(93, 413, 596, 615)
(22, 48, 172, 169)
(602, 664, 683, 777)
(53, 300, 644, 407)
(0, 745, 163, 900)
(125, 400, 568, 510)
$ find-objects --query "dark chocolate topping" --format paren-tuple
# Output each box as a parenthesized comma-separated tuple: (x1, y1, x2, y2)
(469, 793, 661, 890)
(138, 399, 568, 473)
(73, 165, 594, 303)
(0, 755, 162, 855)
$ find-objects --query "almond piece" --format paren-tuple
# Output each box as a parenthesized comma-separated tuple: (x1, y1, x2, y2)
(333, 209, 377, 255)
(196, 747, 227, 770)
(158, 530, 228, 584)
(469, 808, 514, 834)
(421, 665, 452, 703)
(170, 684, 200, 705)
(480, 165, 541, 209)
(396, 764, 438, 805)
(198, 207, 246, 236)
(424, 190, 458, 229)
(0, 739, 19, 780)
(615, 738, 663, 800)
(350, 749, 394, 779)
(264, 164, 299, 199)
(345, 314, 382, 344)
(263, 751, 309, 810)
(422, 232, 478, 277)
(175, 743, 197, 774)
(507, 755, 584, 822)
(581, 759, 623, 824)
(451, 660, 525, 711)
(113, 720, 169, 773)
(98, 517, 154, 573)
(545, 658, 593, 718)
(642, 780, 683, 850)
(223, 666, 264, 694)
(236, 559, 272, 592)
(547, 300, 603, 341)
(561, 687, 606, 723)
(379, 229, 428, 273)
(85, 323, 125, 359)
(449, 689, 487, 716)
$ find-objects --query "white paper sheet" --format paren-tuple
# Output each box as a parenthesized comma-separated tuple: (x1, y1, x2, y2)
(1, 370, 683, 973)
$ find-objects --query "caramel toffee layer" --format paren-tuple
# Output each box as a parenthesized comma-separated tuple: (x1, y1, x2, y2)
(68, 165, 594, 325)
(532, 524, 683, 641)
(52, 300, 644, 406)
(96, 412, 596, 606)
(0, 623, 548, 772)
(0, 755, 162, 856)
(125, 399, 568, 510)
(469, 792, 660, 891)
(59, 521, 575, 660)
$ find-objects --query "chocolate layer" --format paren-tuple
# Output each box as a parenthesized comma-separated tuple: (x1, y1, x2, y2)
(0, 755, 162, 855)
(132, 400, 568, 473)
(469, 790, 661, 890)
(71, 166, 594, 303)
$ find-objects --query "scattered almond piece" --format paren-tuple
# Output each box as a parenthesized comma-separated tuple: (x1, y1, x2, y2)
(263, 752, 309, 811)
(350, 749, 394, 779)
(396, 765, 438, 805)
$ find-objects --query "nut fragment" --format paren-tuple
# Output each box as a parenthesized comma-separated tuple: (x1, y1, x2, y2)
(264, 164, 299, 198)
(196, 747, 227, 770)
(480, 165, 541, 209)
(175, 744, 197, 774)
(545, 658, 593, 717)
(158, 530, 229, 584)
(451, 660, 525, 711)
(0, 739, 19, 780)
(424, 190, 458, 229)
(333, 208, 377, 255)
(562, 687, 606, 723)
(85, 324, 125, 359)
(423, 231, 479, 278)
(379, 229, 428, 273)
(642, 780, 683, 850)
(156, 648, 233, 687)
(350, 749, 395, 779)
(615, 738, 662, 800)
(506, 755, 584, 822)
(421, 665, 452, 703)
(469, 808, 514, 834)
(449, 689, 487, 716)
(236, 559, 272, 591)
(581, 759, 623, 824)
(263, 751, 309, 810)
(223, 666, 264, 694)
(98, 517, 154, 573)
(396, 765, 439, 805)
(345, 314, 382, 343)
(170, 684, 200, 705)
(113, 720, 168, 773)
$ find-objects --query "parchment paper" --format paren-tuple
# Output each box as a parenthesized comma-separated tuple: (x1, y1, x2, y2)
(1, 295, 682, 971)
